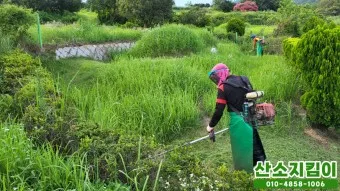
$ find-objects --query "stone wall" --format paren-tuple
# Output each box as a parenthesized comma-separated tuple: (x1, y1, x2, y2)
(55, 42, 135, 60)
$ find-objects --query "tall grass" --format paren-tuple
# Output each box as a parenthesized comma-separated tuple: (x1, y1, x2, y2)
(129, 24, 216, 57)
(0, 122, 128, 190)
(64, 58, 211, 141)
(46, 42, 300, 142)
(27, 21, 143, 46)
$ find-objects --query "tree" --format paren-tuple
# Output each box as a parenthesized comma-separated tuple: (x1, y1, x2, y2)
(226, 18, 245, 36)
(253, 0, 280, 11)
(317, 0, 340, 16)
(284, 25, 340, 129)
(233, 1, 258, 11)
(213, 0, 235, 12)
(87, 0, 126, 25)
(8, 0, 82, 13)
(274, 0, 318, 36)
(179, 7, 209, 27)
(118, 0, 174, 27)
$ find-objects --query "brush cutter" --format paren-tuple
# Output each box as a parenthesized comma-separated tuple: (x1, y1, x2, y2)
(153, 128, 229, 158)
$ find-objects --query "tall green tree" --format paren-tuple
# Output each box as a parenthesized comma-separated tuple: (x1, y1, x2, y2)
(87, 0, 126, 25)
(254, 0, 280, 11)
(317, 0, 340, 16)
(213, 0, 235, 12)
(7, 0, 82, 13)
(117, 0, 174, 27)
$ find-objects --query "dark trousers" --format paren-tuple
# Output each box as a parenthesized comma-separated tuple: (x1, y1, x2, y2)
(253, 128, 266, 166)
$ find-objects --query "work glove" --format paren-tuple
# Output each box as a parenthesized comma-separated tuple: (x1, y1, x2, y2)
(207, 125, 215, 142)
(206, 125, 214, 133)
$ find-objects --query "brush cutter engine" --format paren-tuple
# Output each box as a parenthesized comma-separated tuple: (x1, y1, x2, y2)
(244, 91, 275, 127)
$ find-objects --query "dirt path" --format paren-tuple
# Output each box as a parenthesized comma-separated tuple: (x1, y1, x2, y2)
(304, 128, 329, 145)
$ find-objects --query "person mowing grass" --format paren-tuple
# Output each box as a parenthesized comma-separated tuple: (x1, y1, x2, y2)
(251, 34, 264, 56)
(206, 63, 266, 173)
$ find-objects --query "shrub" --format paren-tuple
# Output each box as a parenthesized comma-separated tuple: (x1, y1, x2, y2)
(0, 31, 14, 54)
(287, 25, 340, 129)
(60, 11, 80, 24)
(209, 13, 230, 27)
(282, 37, 300, 59)
(213, 0, 235, 12)
(0, 50, 40, 95)
(0, 4, 34, 42)
(130, 24, 205, 57)
(276, 0, 320, 37)
(302, 16, 326, 34)
(226, 18, 246, 36)
(273, 18, 300, 37)
(233, 1, 259, 12)
(178, 7, 210, 27)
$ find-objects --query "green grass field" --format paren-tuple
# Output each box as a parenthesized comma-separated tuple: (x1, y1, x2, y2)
(42, 41, 340, 180)
(1, 13, 339, 189)
(27, 22, 143, 46)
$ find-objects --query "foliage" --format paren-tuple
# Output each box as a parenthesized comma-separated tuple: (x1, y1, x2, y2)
(27, 22, 143, 46)
(38, 10, 80, 24)
(254, 0, 280, 11)
(274, 18, 301, 37)
(0, 31, 14, 54)
(87, 0, 127, 25)
(0, 50, 40, 95)
(226, 18, 246, 36)
(130, 24, 206, 57)
(208, 11, 278, 26)
(9, 0, 82, 13)
(213, 0, 235, 12)
(0, 123, 128, 190)
(317, 0, 340, 16)
(0, 4, 34, 42)
(233, 1, 259, 12)
(302, 16, 326, 34)
(284, 25, 340, 129)
(117, 0, 174, 27)
(275, 0, 319, 37)
(282, 37, 300, 60)
(178, 7, 210, 27)
(159, 160, 253, 190)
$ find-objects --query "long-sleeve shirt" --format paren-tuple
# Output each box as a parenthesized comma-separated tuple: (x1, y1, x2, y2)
(209, 75, 250, 127)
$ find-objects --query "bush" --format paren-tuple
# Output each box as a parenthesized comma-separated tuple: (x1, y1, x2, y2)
(0, 31, 14, 54)
(260, 36, 287, 55)
(286, 25, 340, 129)
(38, 11, 80, 24)
(273, 18, 300, 37)
(178, 7, 210, 27)
(283, 37, 300, 60)
(213, 0, 235, 12)
(0, 50, 40, 95)
(302, 16, 326, 34)
(60, 11, 80, 24)
(233, 1, 259, 11)
(0, 4, 34, 42)
(226, 18, 246, 36)
(130, 24, 205, 57)
(209, 13, 230, 27)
